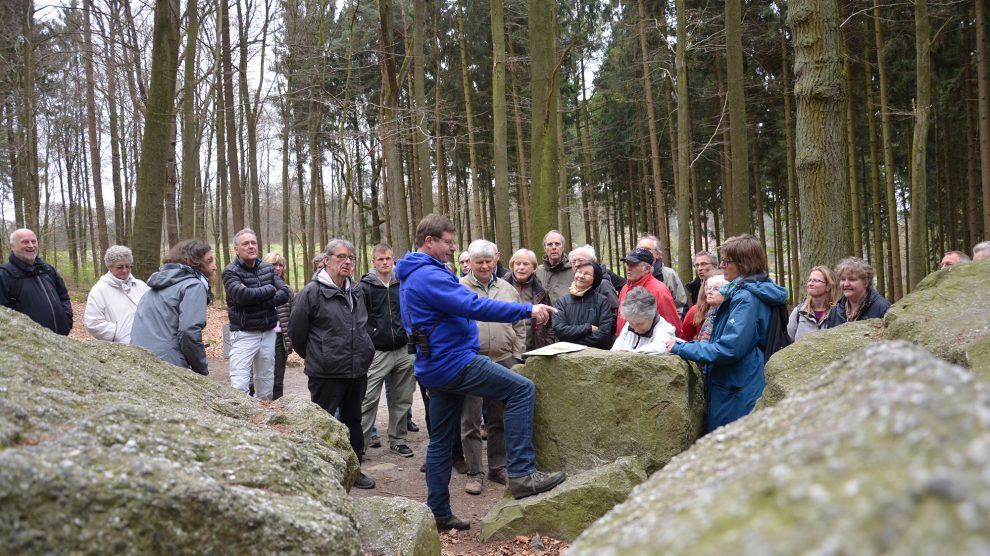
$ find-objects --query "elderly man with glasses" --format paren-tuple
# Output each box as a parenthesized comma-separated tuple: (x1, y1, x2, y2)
(685, 251, 717, 310)
(290, 238, 377, 490)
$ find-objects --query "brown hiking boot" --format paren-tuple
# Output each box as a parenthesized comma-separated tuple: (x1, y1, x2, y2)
(508, 470, 566, 500)
(435, 515, 470, 531)
(465, 474, 484, 495)
(488, 467, 508, 485)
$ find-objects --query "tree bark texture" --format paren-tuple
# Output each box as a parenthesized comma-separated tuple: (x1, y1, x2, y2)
(908, 0, 930, 291)
(788, 0, 851, 280)
(725, 0, 751, 236)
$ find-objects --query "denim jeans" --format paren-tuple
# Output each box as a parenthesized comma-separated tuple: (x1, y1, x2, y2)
(426, 355, 536, 520)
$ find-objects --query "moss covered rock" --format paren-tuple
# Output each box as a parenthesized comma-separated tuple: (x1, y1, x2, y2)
(518, 349, 704, 474)
(757, 320, 881, 410)
(0, 308, 362, 554)
(353, 497, 440, 556)
(568, 343, 990, 556)
(481, 456, 648, 542)
(885, 259, 990, 381)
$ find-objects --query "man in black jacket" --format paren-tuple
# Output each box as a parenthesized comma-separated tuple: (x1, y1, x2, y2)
(359, 243, 417, 459)
(222, 228, 290, 401)
(0, 228, 73, 335)
(290, 238, 377, 490)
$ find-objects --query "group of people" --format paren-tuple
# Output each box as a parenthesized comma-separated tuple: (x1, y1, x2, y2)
(3, 221, 989, 533)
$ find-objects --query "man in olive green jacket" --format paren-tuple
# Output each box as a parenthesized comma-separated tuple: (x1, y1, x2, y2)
(458, 239, 526, 494)
(535, 229, 573, 306)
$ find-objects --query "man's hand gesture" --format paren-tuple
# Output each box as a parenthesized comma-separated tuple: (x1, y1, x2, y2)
(531, 304, 557, 325)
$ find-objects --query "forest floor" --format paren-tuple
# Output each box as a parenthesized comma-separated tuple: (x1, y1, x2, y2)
(67, 299, 569, 556)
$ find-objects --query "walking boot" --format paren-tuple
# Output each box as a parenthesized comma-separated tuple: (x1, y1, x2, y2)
(508, 470, 566, 500)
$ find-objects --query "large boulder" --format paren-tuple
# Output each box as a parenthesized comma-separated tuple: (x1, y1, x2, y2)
(885, 258, 990, 381)
(481, 456, 647, 542)
(0, 308, 363, 554)
(353, 497, 440, 556)
(518, 349, 704, 475)
(568, 343, 990, 555)
(757, 320, 881, 409)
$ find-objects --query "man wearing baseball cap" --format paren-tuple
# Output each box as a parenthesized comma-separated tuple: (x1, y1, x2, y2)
(617, 247, 682, 338)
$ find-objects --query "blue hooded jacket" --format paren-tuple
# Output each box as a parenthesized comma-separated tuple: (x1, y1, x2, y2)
(395, 251, 533, 387)
(671, 274, 788, 432)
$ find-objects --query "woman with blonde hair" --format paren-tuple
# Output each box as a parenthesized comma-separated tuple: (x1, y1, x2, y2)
(262, 252, 294, 400)
(787, 265, 839, 342)
(825, 257, 890, 328)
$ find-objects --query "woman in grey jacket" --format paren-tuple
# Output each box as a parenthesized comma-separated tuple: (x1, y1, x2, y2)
(132, 240, 217, 375)
(787, 265, 838, 342)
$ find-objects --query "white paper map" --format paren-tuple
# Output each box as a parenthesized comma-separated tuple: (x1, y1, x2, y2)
(522, 342, 588, 357)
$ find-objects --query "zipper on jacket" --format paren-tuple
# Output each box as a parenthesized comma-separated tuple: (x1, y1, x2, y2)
(36, 275, 60, 329)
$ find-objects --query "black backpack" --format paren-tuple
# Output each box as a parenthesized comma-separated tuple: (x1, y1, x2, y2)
(763, 303, 792, 360)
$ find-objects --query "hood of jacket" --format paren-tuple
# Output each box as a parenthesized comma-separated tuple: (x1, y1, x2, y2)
(361, 268, 399, 288)
(147, 264, 206, 290)
(727, 274, 789, 307)
(541, 255, 571, 273)
(395, 251, 444, 281)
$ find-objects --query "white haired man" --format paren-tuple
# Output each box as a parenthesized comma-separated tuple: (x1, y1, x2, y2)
(971, 241, 989, 261)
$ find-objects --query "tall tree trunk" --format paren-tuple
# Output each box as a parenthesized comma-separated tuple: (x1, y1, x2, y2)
(675, 0, 692, 279)
(165, 122, 180, 246)
(908, 0, 931, 290)
(455, 0, 482, 240)
(863, 29, 886, 297)
(220, 0, 244, 232)
(491, 0, 511, 251)
(20, 0, 40, 230)
(132, 0, 180, 279)
(781, 18, 798, 301)
(790, 0, 851, 275)
(977, 0, 990, 236)
(508, 38, 531, 246)
(528, 0, 559, 243)
(82, 0, 109, 253)
(379, 0, 410, 254)
(433, 6, 449, 219)
(235, 0, 262, 235)
(635, 0, 670, 261)
(725, 0, 751, 236)
(556, 105, 571, 242)
(842, 23, 862, 257)
(966, 18, 980, 248)
(874, 0, 903, 300)
(100, 1, 126, 243)
(180, 0, 199, 237)
(413, 0, 432, 216)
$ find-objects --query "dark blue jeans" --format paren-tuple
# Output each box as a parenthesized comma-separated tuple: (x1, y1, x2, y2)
(425, 355, 536, 520)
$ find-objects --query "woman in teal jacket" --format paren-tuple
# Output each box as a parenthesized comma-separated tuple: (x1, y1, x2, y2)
(666, 235, 788, 433)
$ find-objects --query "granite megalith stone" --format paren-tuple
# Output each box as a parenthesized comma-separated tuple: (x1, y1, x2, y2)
(757, 320, 881, 409)
(480, 456, 648, 542)
(568, 343, 990, 556)
(518, 349, 704, 475)
(0, 307, 362, 554)
(353, 497, 440, 556)
(884, 258, 990, 380)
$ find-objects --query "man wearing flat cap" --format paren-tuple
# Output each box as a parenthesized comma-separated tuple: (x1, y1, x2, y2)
(616, 247, 682, 339)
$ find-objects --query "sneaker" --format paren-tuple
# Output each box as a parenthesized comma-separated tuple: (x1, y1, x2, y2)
(465, 473, 484, 495)
(407, 419, 420, 432)
(488, 467, 508, 485)
(369, 434, 382, 449)
(508, 470, 566, 500)
(435, 515, 470, 531)
(390, 444, 414, 458)
(453, 459, 468, 475)
(353, 472, 376, 490)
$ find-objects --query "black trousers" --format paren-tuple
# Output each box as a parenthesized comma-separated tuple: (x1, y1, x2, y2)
(273, 333, 287, 400)
(309, 375, 369, 460)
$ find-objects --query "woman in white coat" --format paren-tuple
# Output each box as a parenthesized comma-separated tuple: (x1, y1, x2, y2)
(84, 245, 150, 343)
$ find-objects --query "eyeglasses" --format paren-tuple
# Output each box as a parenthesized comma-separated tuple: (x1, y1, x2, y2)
(807, 278, 825, 284)
(694, 262, 713, 268)
(431, 236, 456, 247)
(110, 264, 132, 271)
(333, 253, 355, 261)
(719, 259, 735, 267)
(705, 286, 722, 293)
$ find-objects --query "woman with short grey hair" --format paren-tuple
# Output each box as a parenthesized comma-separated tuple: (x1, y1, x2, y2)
(84, 245, 150, 343)
(611, 286, 676, 354)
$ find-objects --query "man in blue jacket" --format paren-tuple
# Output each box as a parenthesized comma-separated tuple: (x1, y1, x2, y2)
(396, 214, 565, 531)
